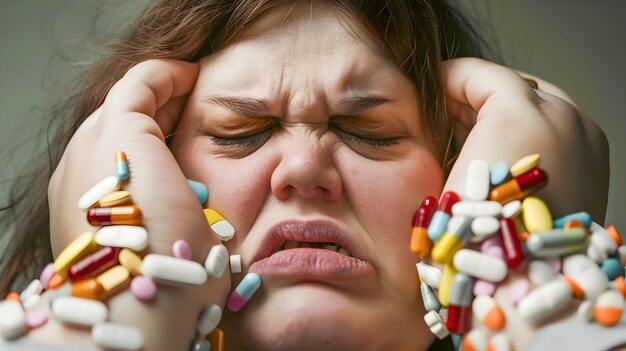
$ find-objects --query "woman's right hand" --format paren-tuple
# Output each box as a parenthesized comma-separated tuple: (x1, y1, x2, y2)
(37, 59, 231, 350)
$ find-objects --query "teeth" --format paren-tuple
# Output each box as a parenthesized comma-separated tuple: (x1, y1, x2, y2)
(337, 247, 352, 257)
(270, 241, 350, 255)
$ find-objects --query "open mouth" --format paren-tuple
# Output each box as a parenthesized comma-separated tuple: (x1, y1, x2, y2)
(271, 241, 352, 257)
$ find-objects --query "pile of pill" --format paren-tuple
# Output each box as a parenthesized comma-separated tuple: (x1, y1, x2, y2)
(411, 154, 625, 350)
(0, 151, 262, 351)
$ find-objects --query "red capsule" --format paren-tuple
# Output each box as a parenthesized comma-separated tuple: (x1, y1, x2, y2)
(499, 218, 524, 268)
(68, 246, 120, 281)
(412, 196, 438, 228)
(87, 206, 142, 226)
(437, 191, 460, 214)
(490, 168, 547, 204)
(410, 196, 438, 256)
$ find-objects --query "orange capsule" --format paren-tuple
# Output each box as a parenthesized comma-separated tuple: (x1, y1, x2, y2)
(520, 231, 531, 242)
(5, 292, 20, 302)
(489, 168, 547, 204)
(614, 276, 626, 298)
(594, 290, 624, 327)
(563, 275, 585, 299)
(207, 328, 224, 351)
(606, 225, 623, 246)
(410, 196, 437, 256)
(564, 219, 586, 231)
(47, 273, 65, 289)
(71, 278, 106, 300)
(87, 206, 142, 226)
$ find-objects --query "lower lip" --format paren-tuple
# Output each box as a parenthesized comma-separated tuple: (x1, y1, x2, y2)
(248, 249, 375, 282)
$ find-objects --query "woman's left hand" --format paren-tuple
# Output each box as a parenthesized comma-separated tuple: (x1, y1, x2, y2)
(440, 57, 609, 221)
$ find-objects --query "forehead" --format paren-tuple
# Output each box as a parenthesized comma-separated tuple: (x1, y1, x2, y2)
(197, 2, 406, 95)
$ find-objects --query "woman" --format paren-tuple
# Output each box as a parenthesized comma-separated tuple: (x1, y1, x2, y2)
(0, 0, 609, 350)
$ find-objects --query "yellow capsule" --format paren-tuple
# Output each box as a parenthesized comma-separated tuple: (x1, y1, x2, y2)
(203, 208, 235, 241)
(118, 249, 143, 276)
(510, 154, 541, 177)
(54, 232, 99, 278)
(431, 234, 464, 264)
(96, 266, 130, 297)
(438, 263, 457, 307)
(522, 196, 553, 233)
(96, 191, 131, 207)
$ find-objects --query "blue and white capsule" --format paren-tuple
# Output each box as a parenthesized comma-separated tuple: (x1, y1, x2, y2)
(427, 191, 460, 242)
(115, 151, 129, 181)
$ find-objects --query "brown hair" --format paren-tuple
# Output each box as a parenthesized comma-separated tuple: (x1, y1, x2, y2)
(0, 0, 500, 294)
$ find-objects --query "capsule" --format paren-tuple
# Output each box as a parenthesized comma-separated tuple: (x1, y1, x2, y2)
(498, 218, 524, 268)
(410, 196, 437, 256)
(431, 216, 471, 264)
(521, 196, 553, 232)
(490, 161, 510, 186)
(54, 232, 99, 278)
(594, 290, 624, 327)
(187, 179, 209, 205)
(489, 168, 546, 204)
(466, 159, 490, 201)
(427, 191, 460, 242)
(553, 211, 591, 229)
(87, 206, 142, 226)
(226, 273, 261, 312)
(446, 273, 473, 333)
(203, 209, 235, 241)
(526, 228, 588, 257)
(453, 249, 508, 283)
(420, 281, 441, 313)
(473, 295, 506, 330)
(68, 246, 120, 281)
(96, 191, 131, 207)
(563, 254, 608, 299)
(517, 276, 573, 323)
(438, 263, 457, 307)
(416, 262, 442, 289)
(114, 151, 129, 181)
(461, 328, 489, 351)
(207, 328, 225, 351)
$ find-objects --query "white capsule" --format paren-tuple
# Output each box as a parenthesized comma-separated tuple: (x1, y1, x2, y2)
(95, 226, 148, 251)
(20, 279, 43, 302)
(563, 254, 608, 299)
(501, 200, 522, 219)
(591, 227, 618, 255)
(205, 245, 229, 278)
(472, 295, 506, 330)
(196, 305, 222, 337)
(528, 260, 557, 286)
(0, 300, 26, 339)
(461, 328, 489, 351)
(487, 332, 511, 351)
(587, 241, 608, 263)
(453, 249, 508, 283)
(517, 277, 572, 323)
(424, 310, 449, 340)
(471, 216, 500, 238)
(577, 300, 595, 321)
(230, 255, 242, 274)
(143, 254, 207, 286)
(51, 296, 108, 326)
(22, 294, 41, 310)
(466, 160, 490, 201)
(416, 262, 442, 289)
(452, 201, 502, 218)
(92, 322, 144, 351)
(78, 176, 120, 210)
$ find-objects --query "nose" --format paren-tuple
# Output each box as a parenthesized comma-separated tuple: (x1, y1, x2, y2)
(270, 133, 342, 202)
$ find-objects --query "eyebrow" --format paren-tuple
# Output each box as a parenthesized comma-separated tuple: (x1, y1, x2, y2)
(202, 95, 392, 117)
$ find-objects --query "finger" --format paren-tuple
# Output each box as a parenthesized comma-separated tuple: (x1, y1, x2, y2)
(441, 57, 541, 126)
(101, 59, 199, 130)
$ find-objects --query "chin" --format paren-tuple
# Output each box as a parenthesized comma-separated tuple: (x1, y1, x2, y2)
(223, 283, 396, 351)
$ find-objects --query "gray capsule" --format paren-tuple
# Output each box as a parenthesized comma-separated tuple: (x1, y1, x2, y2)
(526, 228, 588, 257)
(189, 339, 211, 351)
(448, 273, 474, 306)
(421, 283, 442, 312)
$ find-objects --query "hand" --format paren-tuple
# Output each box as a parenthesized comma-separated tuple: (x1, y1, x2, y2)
(440, 57, 609, 221)
(42, 59, 230, 350)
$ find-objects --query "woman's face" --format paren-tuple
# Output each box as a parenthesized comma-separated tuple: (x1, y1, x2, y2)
(171, 2, 443, 350)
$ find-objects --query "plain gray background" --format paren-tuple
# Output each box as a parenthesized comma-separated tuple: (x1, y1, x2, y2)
(1, 1, 625, 231)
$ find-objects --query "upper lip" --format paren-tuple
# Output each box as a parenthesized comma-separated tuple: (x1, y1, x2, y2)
(250, 218, 361, 263)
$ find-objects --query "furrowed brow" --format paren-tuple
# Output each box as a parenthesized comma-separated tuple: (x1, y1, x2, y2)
(203, 95, 273, 117)
(338, 96, 392, 116)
